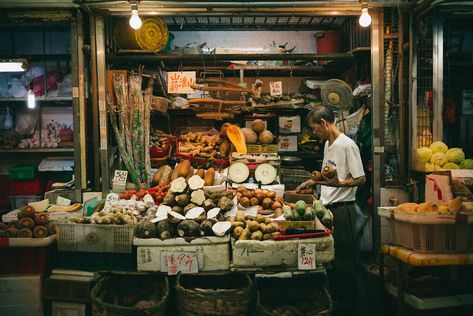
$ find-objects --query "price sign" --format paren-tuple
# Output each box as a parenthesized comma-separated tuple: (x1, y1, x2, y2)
(167, 71, 196, 94)
(269, 81, 282, 96)
(298, 244, 316, 270)
(112, 170, 128, 193)
(104, 192, 120, 208)
(161, 252, 199, 275)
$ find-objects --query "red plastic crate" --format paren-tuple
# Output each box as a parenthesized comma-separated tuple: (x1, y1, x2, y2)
(0, 244, 57, 274)
(11, 178, 45, 195)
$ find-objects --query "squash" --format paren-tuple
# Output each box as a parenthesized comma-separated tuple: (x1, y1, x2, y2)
(254, 163, 277, 185)
(241, 128, 257, 144)
(228, 162, 250, 183)
(178, 160, 191, 178)
(226, 125, 247, 154)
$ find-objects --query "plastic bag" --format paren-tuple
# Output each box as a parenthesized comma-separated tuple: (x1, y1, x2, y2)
(15, 109, 39, 135)
(8, 78, 27, 98)
(170, 97, 189, 109)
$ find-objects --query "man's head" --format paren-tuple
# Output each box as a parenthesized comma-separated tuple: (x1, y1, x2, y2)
(306, 106, 335, 141)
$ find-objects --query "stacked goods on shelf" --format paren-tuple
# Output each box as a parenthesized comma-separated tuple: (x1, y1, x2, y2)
(278, 115, 300, 152)
(149, 130, 173, 158)
(390, 198, 473, 253)
(235, 187, 283, 216)
(8, 164, 45, 210)
(230, 211, 280, 241)
(414, 141, 473, 171)
(177, 131, 230, 168)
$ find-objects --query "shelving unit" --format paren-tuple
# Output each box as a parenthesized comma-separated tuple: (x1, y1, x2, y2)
(0, 12, 86, 205)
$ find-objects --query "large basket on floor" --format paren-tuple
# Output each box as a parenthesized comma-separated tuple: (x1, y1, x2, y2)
(91, 274, 169, 316)
(175, 274, 252, 316)
(255, 276, 332, 316)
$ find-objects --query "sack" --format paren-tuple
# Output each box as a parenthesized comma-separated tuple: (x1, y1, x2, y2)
(15, 109, 39, 135)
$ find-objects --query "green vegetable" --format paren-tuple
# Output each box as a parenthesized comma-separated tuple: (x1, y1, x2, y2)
(303, 206, 315, 220)
(295, 200, 307, 216)
(446, 148, 465, 164)
(321, 209, 333, 227)
(460, 159, 473, 170)
(314, 200, 325, 220)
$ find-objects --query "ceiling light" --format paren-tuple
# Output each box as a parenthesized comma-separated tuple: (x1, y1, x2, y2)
(129, 3, 142, 30)
(359, 6, 372, 28)
(0, 59, 28, 72)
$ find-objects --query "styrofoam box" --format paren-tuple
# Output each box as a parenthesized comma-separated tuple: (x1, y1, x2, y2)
(52, 301, 86, 316)
(134, 236, 230, 272)
(0, 275, 43, 316)
(231, 235, 334, 270)
(278, 135, 298, 152)
(279, 116, 301, 134)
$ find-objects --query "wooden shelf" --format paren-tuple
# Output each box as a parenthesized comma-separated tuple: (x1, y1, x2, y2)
(0, 148, 74, 153)
(0, 97, 72, 102)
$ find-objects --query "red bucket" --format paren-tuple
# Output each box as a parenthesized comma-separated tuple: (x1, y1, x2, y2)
(315, 31, 343, 64)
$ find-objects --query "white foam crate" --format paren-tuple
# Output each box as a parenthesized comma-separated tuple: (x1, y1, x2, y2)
(134, 236, 230, 272)
(52, 302, 86, 316)
(0, 275, 43, 316)
(231, 235, 334, 271)
(56, 223, 135, 253)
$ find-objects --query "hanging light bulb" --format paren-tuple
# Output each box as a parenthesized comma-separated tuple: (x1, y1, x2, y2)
(129, 3, 142, 30)
(359, 6, 372, 27)
(27, 89, 36, 109)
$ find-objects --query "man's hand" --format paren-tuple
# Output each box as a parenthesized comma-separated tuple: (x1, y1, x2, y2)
(295, 179, 315, 192)
(316, 169, 342, 187)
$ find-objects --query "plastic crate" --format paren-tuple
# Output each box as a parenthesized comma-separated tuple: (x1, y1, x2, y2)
(11, 178, 46, 195)
(56, 223, 135, 253)
(52, 302, 87, 316)
(394, 221, 473, 253)
(44, 275, 97, 303)
(10, 195, 43, 210)
(280, 168, 311, 190)
(8, 164, 38, 180)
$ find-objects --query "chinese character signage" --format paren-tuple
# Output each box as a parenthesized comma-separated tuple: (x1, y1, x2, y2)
(167, 71, 196, 94)
(161, 251, 199, 275)
(298, 244, 316, 270)
(269, 81, 282, 96)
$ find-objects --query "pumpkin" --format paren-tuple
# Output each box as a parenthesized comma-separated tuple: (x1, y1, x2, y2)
(252, 119, 266, 133)
(241, 128, 257, 144)
(258, 130, 274, 144)
(226, 125, 247, 154)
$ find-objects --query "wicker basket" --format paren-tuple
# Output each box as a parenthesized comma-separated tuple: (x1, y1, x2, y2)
(255, 277, 332, 316)
(91, 275, 168, 316)
(175, 274, 252, 316)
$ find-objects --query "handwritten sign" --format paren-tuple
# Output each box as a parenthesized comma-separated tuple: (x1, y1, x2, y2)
(269, 81, 282, 96)
(161, 251, 199, 275)
(112, 170, 128, 193)
(298, 244, 316, 270)
(104, 192, 120, 208)
(167, 71, 196, 94)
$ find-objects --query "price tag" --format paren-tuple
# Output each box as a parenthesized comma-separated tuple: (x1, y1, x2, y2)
(161, 251, 199, 275)
(112, 170, 128, 193)
(56, 196, 72, 206)
(167, 71, 196, 94)
(269, 81, 282, 96)
(298, 244, 316, 270)
(104, 192, 119, 208)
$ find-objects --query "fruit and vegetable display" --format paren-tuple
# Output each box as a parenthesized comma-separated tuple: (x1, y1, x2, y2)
(240, 119, 275, 145)
(0, 206, 57, 238)
(149, 130, 171, 149)
(228, 162, 278, 185)
(415, 141, 472, 171)
(395, 197, 473, 213)
(236, 187, 283, 216)
(119, 183, 170, 205)
(69, 205, 140, 225)
(178, 131, 230, 159)
(230, 211, 280, 241)
(135, 175, 235, 239)
(281, 200, 316, 222)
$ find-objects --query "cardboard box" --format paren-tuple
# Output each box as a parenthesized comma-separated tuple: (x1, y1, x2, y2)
(278, 135, 298, 152)
(247, 144, 278, 153)
(279, 116, 301, 133)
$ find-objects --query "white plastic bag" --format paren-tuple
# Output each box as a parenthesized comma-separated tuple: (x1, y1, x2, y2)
(15, 109, 39, 135)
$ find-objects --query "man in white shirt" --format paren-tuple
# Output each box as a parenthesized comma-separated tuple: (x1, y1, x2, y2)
(297, 105, 365, 316)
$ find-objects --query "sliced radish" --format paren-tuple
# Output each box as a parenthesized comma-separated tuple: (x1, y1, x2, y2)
(156, 205, 171, 221)
(228, 162, 250, 183)
(185, 207, 205, 220)
(255, 163, 277, 185)
(168, 210, 186, 223)
(207, 207, 221, 219)
(212, 221, 232, 237)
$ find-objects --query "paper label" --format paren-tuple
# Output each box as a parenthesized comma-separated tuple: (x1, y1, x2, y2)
(298, 244, 316, 270)
(167, 71, 196, 94)
(112, 170, 128, 193)
(161, 252, 199, 275)
(56, 196, 72, 206)
(104, 193, 119, 207)
(269, 81, 282, 96)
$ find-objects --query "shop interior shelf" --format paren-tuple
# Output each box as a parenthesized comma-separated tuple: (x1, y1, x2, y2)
(0, 148, 74, 153)
(0, 97, 72, 102)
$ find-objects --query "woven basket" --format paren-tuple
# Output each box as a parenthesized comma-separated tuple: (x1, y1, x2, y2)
(176, 274, 252, 316)
(91, 275, 168, 316)
(255, 277, 332, 316)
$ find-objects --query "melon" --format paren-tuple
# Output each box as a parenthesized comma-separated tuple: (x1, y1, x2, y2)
(241, 127, 257, 144)
(258, 130, 274, 144)
(252, 119, 266, 133)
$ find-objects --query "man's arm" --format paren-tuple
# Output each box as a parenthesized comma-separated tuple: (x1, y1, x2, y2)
(316, 175, 365, 188)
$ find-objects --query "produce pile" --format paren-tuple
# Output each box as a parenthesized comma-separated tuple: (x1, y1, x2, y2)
(395, 197, 473, 213)
(230, 211, 280, 241)
(0, 206, 57, 238)
(119, 183, 170, 205)
(178, 131, 230, 159)
(239, 119, 275, 145)
(69, 205, 140, 225)
(135, 175, 235, 239)
(415, 141, 473, 171)
(236, 187, 283, 216)
(149, 130, 171, 149)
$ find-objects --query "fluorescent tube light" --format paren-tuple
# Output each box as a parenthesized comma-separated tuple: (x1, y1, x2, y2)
(0, 59, 28, 72)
